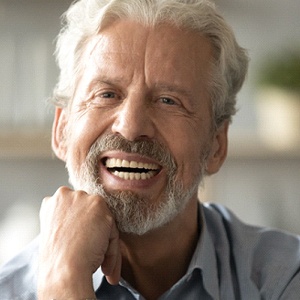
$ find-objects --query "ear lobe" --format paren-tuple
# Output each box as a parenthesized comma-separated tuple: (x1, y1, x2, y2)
(52, 107, 68, 161)
(205, 121, 229, 175)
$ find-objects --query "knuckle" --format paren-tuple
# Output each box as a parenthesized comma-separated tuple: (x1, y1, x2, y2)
(76, 189, 88, 197)
(40, 196, 51, 211)
(41, 196, 50, 204)
(55, 186, 72, 195)
(89, 193, 104, 205)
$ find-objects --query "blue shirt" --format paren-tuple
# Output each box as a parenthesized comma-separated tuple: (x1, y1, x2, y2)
(1, 203, 300, 299)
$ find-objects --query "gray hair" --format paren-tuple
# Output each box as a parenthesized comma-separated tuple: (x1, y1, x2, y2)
(52, 0, 248, 127)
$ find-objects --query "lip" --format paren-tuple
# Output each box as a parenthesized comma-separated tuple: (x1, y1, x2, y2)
(99, 151, 164, 190)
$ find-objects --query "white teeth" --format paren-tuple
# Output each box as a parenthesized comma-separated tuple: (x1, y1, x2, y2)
(106, 158, 160, 180)
(122, 160, 130, 168)
(112, 171, 156, 180)
(106, 158, 159, 170)
(116, 159, 122, 167)
(129, 161, 138, 168)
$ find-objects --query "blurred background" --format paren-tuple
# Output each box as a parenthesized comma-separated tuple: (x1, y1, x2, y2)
(0, 0, 300, 265)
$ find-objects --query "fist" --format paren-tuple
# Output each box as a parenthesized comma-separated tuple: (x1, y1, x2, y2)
(38, 187, 121, 299)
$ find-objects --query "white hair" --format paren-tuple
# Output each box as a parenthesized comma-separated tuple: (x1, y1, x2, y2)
(52, 0, 248, 127)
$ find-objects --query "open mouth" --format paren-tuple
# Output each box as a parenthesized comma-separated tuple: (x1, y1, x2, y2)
(103, 158, 161, 180)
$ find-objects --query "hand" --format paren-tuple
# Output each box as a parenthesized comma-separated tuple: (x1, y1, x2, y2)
(38, 186, 121, 299)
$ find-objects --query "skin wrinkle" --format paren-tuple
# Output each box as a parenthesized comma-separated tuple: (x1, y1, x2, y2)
(59, 20, 222, 237)
(79, 23, 212, 125)
(65, 35, 113, 112)
(83, 77, 199, 119)
(67, 134, 205, 235)
(34, 2, 250, 298)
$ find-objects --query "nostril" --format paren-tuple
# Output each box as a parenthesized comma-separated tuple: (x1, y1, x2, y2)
(111, 109, 155, 141)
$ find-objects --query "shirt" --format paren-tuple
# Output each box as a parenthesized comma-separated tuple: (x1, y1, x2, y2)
(0, 203, 300, 299)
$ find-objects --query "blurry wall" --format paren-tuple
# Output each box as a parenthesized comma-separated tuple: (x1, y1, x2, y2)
(0, 0, 72, 264)
(0, 0, 300, 265)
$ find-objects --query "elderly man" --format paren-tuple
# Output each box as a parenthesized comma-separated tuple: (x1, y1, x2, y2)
(1, 0, 300, 299)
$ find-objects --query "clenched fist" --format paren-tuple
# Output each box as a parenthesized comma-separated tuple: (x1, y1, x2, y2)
(38, 186, 121, 299)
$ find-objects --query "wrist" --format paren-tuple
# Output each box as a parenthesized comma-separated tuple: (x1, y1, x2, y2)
(38, 266, 96, 300)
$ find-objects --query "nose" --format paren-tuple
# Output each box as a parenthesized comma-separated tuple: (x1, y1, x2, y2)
(111, 96, 155, 141)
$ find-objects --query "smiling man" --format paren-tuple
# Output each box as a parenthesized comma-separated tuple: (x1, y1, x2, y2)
(1, 1, 300, 299)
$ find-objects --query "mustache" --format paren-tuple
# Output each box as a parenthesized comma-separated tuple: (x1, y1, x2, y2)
(87, 134, 177, 172)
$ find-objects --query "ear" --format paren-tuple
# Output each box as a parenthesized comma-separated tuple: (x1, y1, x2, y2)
(52, 107, 68, 162)
(205, 120, 229, 175)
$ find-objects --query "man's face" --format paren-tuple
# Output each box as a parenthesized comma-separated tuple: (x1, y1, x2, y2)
(53, 20, 227, 234)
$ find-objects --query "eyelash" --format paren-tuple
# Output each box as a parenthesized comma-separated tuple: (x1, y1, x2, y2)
(160, 97, 177, 106)
(88, 90, 181, 110)
(97, 91, 118, 99)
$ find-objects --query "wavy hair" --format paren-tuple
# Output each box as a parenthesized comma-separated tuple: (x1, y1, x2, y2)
(52, 0, 249, 127)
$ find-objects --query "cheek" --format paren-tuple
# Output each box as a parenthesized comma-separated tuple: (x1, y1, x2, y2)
(163, 120, 209, 185)
(65, 112, 103, 166)
(68, 107, 113, 143)
(176, 139, 205, 184)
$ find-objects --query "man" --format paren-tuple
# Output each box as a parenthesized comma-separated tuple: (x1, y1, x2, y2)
(0, 0, 299, 299)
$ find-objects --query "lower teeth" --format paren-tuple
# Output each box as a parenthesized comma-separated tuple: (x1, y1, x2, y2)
(112, 171, 155, 180)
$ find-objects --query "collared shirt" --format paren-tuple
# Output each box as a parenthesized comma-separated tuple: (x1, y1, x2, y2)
(0, 203, 300, 299)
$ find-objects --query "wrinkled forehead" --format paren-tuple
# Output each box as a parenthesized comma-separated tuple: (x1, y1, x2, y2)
(81, 20, 214, 89)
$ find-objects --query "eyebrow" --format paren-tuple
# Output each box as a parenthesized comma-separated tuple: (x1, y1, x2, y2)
(87, 77, 194, 99)
(154, 83, 194, 99)
(88, 77, 125, 89)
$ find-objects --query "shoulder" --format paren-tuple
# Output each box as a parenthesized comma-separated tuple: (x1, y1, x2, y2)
(202, 202, 300, 256)
(0, 237, 39, 300)
(202, 203, 300, 299)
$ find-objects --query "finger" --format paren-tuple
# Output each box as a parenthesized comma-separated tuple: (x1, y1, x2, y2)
(101, 221, 121, 284)
(106, 250, 122, 285)
(39, 196, 51, 215)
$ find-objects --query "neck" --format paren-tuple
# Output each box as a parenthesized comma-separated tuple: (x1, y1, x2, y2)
(119, 197, 200, 300)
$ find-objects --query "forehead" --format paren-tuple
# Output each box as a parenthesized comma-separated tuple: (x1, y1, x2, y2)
(81, 20, 213, 93)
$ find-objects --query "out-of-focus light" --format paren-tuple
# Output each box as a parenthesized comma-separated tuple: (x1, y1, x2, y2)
(256, 87, 300, 151)
(0, 202, 39, 265)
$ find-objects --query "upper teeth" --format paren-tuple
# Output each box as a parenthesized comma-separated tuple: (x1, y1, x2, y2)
(105, 158, 160, 180)
(105, 158, 159, 170)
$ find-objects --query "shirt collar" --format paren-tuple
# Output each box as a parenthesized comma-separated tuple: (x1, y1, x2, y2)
(93, 203, 219, 299)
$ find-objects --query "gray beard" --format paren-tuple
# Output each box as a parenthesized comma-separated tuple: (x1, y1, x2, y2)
(66, 134, 207, 235)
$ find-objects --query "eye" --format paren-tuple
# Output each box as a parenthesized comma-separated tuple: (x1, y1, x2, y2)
(84, 90, 122, 109)
(160, 97, 177, 106)
(93, 90, 122, 103)
(98, 91, 117, 99)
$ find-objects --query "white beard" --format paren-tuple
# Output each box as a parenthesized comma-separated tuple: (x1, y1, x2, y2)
(66, 134, 207, 235)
